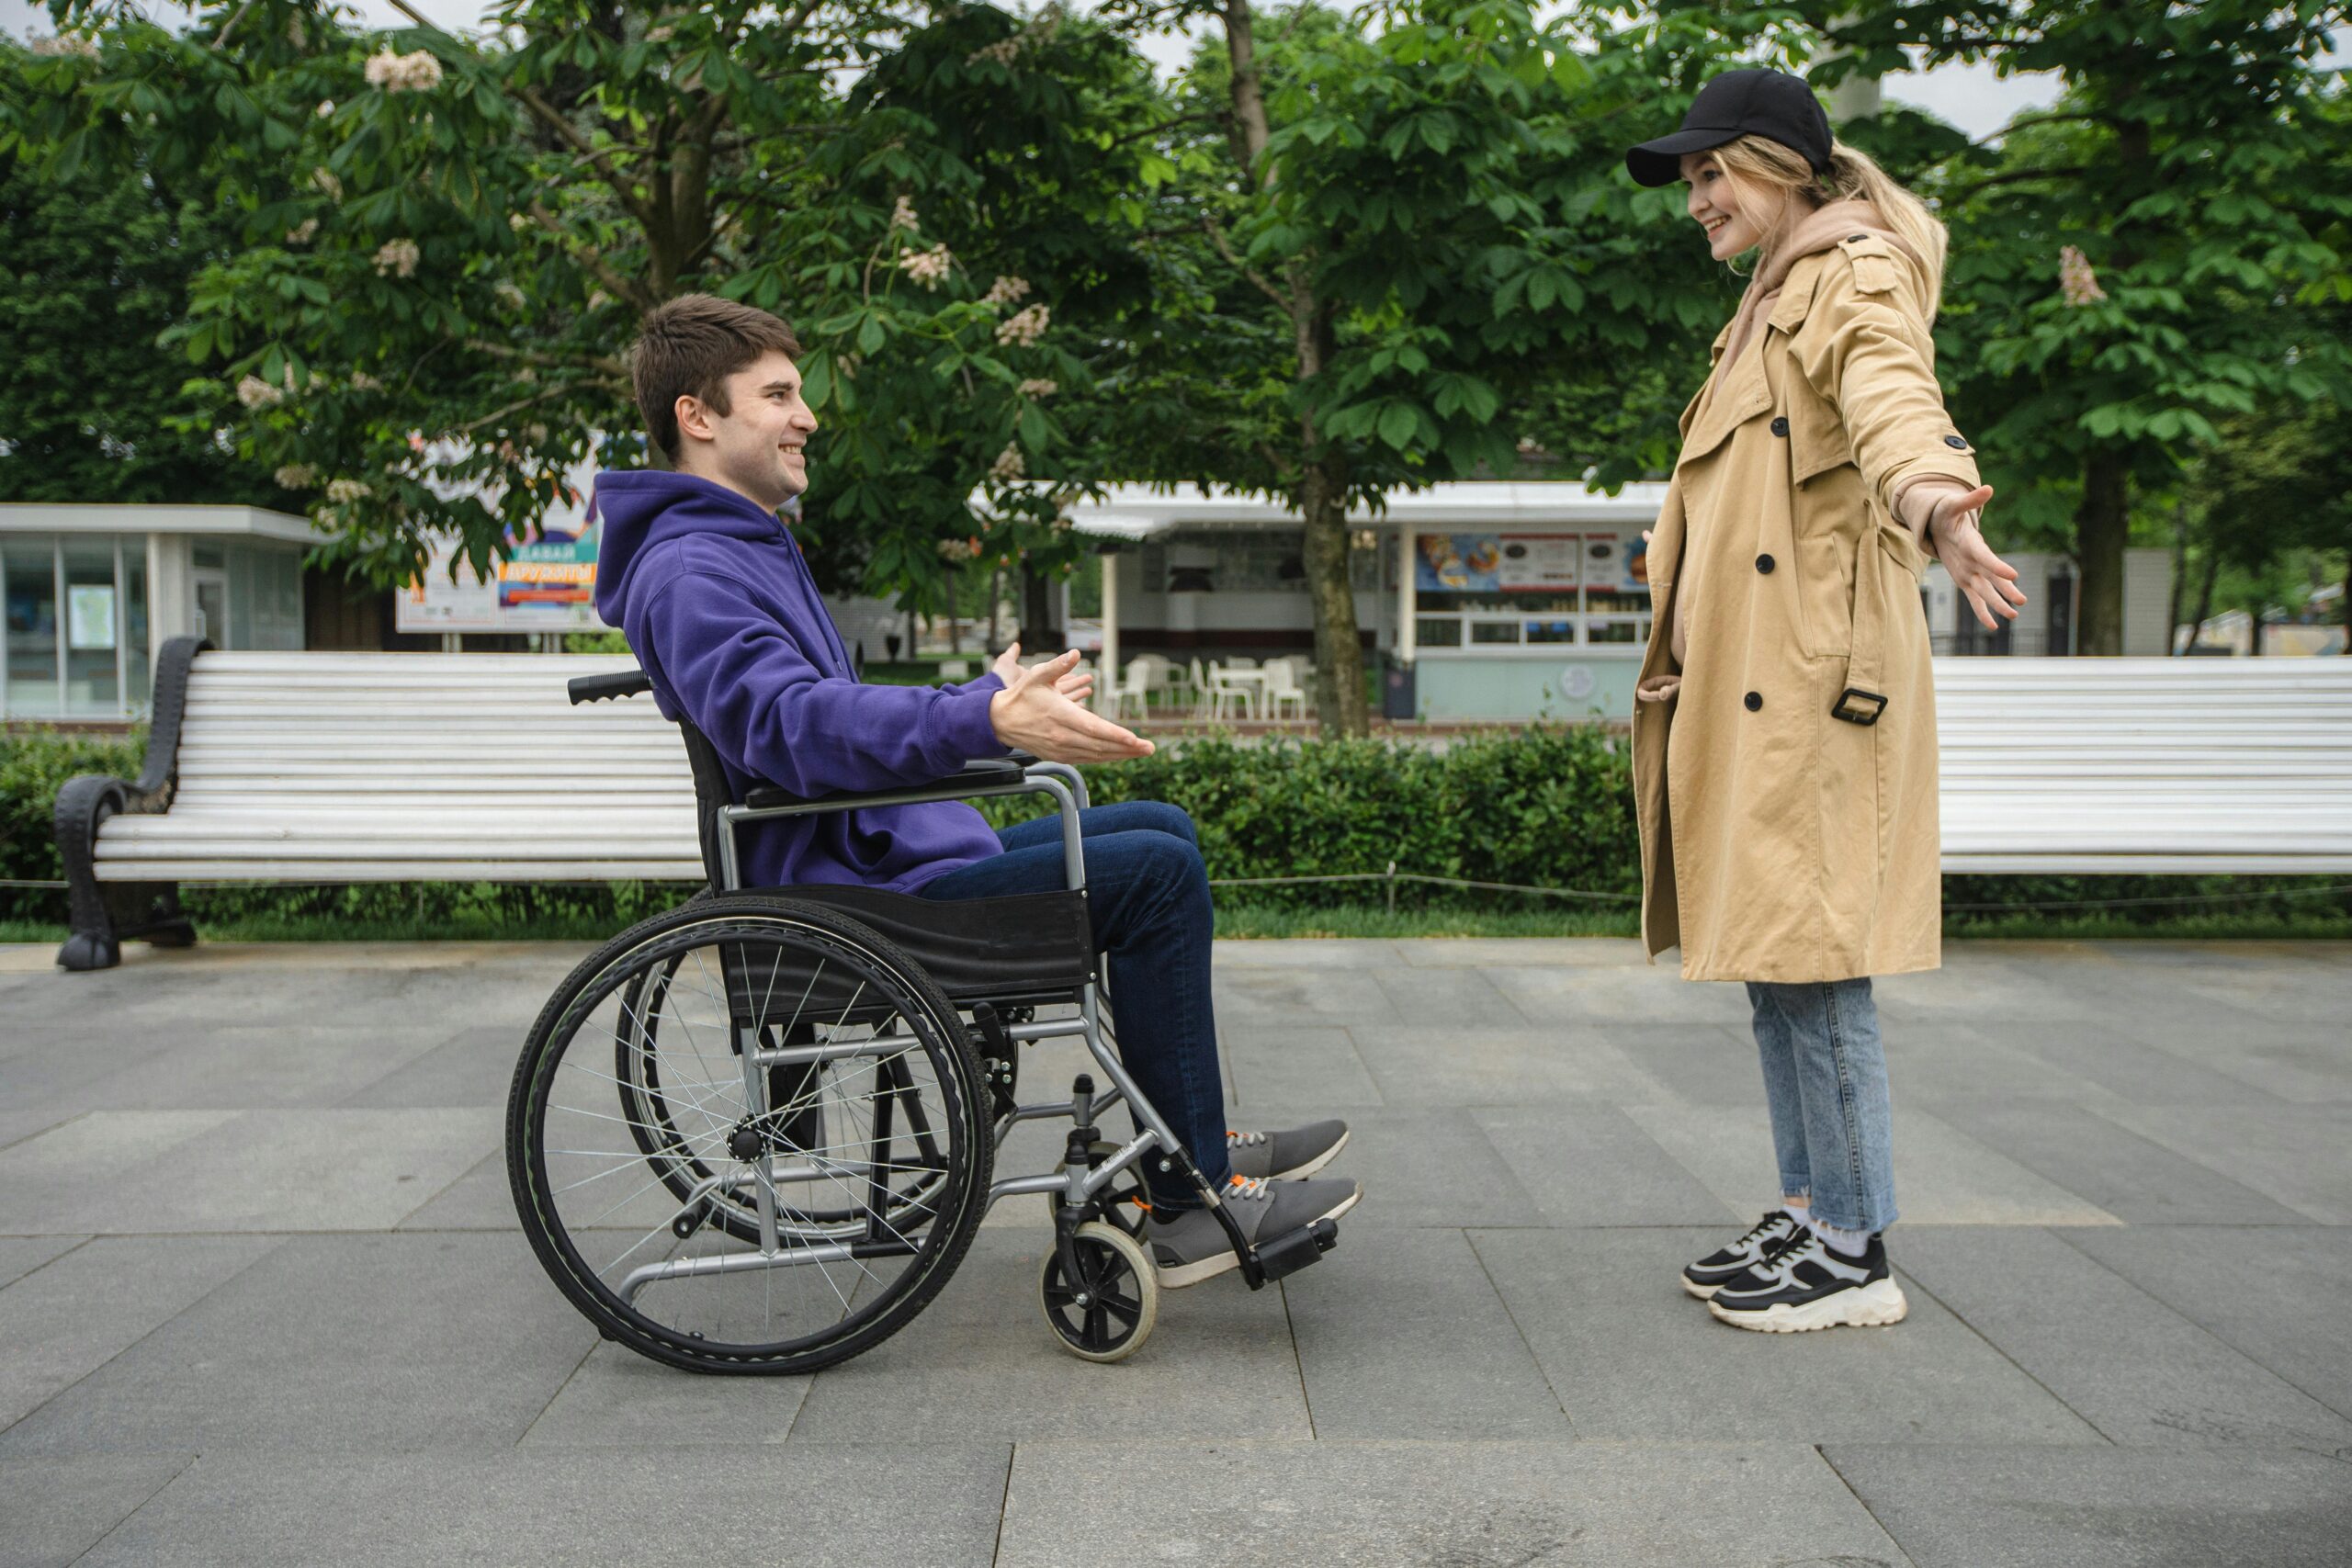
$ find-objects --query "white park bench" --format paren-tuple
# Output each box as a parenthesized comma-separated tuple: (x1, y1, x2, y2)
(51, 639, 2352, 968)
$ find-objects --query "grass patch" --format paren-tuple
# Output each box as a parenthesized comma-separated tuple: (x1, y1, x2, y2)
(1212, 901, 1638, 939)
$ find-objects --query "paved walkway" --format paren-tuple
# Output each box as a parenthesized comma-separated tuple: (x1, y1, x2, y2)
(1, 936, 2346, 1566)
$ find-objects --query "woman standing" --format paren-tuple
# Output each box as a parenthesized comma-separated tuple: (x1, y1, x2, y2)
(1622, 70, 2025, 1332)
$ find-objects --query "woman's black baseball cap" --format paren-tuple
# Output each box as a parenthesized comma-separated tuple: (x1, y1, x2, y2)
(1624, 68, 1834, 187)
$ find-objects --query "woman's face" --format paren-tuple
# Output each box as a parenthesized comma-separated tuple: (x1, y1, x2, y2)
(1680, 152, 1764, 261)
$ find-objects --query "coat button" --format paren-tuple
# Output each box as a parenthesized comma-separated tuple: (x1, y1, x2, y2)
(1744, 691, 1763, 712)
(1770, 416, 1790, 436)
(1944, 434, 1968, 449)
(1847, 233, 1867, 242)
(1756, 554, 1775, 574)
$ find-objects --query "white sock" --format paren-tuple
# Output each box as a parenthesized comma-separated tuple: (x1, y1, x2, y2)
(1807, 1215, 1871, 1258)
(1780, 1202, 1808, 1228)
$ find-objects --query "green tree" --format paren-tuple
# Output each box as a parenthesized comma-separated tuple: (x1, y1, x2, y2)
(0, 41, 274, 506)
(1810, 0, 2352, 655)
(9, 0, 1168, 615)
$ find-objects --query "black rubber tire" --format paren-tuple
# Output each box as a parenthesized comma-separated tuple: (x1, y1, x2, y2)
(508, 894, 991, 1374)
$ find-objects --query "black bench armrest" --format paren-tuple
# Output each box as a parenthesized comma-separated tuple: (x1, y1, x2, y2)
(743, 756, 1033, 813)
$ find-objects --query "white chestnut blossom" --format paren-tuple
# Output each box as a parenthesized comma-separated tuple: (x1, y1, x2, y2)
(995, 303, 1049, 346)
(982, 275, 1032, 308)
(493, 281, 527, 311)
(29, 34, 100, 59)
(348, 371, 384, 391)
(889, 195, 920, 231)
(274, 465, 318, 489)
(324, 479, 371, 503)
(2059, 245, 2107, 307)
(988, 445, 1026, 483)
(236, 375, 285, 410)
(898, 243, 955, 289)
(1016, 378, 1057, 398)
(365, 49, 443, 93)
(285, 218, 320, 244)
(315, 99, 336, 118)
(310, 167, 343, 199)
(373, 238, 421, 278)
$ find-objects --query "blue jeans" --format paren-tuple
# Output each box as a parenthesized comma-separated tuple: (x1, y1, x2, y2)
(1745, 978, 1898, 1234)
(917, 802, 1230, 1210)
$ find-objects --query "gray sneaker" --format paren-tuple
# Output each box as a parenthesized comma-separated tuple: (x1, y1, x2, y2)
(1226, 1121, 1351, 1181)
(1148, 1174, 1362, 1289)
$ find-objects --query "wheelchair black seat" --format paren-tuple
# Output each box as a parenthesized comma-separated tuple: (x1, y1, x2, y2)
(729, 885, 1093, 1011)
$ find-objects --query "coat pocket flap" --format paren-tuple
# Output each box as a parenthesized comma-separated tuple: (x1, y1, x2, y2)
(1790, 400, 1854, 486)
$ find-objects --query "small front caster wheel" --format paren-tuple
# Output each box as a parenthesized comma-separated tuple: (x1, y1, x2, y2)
(1040, 1222, 1159, 1363)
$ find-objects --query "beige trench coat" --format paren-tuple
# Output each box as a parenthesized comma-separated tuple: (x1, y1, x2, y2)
(1634, 233, 1981, 984)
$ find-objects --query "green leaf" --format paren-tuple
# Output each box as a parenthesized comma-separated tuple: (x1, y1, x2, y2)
(1376, 402, 1419, 450)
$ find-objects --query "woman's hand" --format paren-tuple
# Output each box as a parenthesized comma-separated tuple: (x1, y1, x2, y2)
(1635, 673, 1681, 705)
(1915, 483, 2027, 630)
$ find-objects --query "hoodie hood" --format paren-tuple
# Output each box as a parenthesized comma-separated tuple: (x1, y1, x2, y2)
(592, 469, 791, 632)
(1719, 198, 1924, 367)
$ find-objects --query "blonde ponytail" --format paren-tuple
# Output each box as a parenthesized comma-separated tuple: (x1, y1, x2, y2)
(1709, 133, 1951, 317)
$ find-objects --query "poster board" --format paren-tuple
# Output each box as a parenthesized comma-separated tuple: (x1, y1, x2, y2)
(1415, 533, 1582, 594)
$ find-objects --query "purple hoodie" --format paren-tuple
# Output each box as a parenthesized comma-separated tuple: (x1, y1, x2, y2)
(593, 469, 1008, 893)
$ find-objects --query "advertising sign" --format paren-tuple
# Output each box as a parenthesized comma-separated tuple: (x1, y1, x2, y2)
(1416, 533, 1581, 593)
(398, 489, 609, 634)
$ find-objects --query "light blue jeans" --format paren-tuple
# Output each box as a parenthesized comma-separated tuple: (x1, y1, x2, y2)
(1745, 978, 1898, 1234)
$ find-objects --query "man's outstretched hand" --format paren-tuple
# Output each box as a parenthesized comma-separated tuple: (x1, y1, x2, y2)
(987, 646, 1155, 763)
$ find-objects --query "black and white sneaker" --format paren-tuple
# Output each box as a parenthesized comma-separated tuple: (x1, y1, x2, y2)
(1680, 1209, 1803, 1300)
(1706, 1230, 1908, 1332)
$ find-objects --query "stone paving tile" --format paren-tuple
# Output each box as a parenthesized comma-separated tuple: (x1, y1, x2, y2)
(1212, 938, 1405, 969)
(2001, 1021, 2287, 1107)
(520, 1341, 811, 1446)
(0, 1453, 194, 1568)
(1390, 938, 1646, 968)
(2161, 1032, 2352, 1104)
(1214, 965, 1396, 1026)
(1216, 1106, 1534, 1230)
(0, 1234, 593, 1455)
(2085, 1103, 2352, 1225)
(1824, 1444, 2352, 1568)
(998, 1440, 1905, 1568)
(1474, 1104, 1741, 1226)
(1894, 1226, 2352, 1452)
(76, 1445, 1012, 1568)
(787, 1231, 1308, 1443)
(1471, 1227, 2101, 1445)
(1626, 1105, 2121, 1226)
(1480, 965, 1755, 1025)
(2054, 1226, 2352, 1421)
(1871, 952, 2130, 1024)
(1284, 1229, 1573, 1440)
(340, 1025, 527, 1109)
(1930, 1101, 2313, 1225)
(1875, 1022, 2129, 1106)
(0, 1236, 81, 1292)
(1584, 1021, 1774, 1106)
(392, 1149, 520, 1232)
(0, 1107, 501, 1234)
(1367, 964, 1533, 1027)
(68, 1026, 457, 1111)
(1346, 1024, 1662, 1106)
(0, 1235, 280, 1431)
(1220, 1024, 1385, 1109)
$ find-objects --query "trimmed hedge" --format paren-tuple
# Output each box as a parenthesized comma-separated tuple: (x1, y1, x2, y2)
(4, 724, 2346, 934)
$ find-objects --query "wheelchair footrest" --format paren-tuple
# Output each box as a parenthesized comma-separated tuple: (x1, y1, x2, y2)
(1250, 1216, 1340, 1283)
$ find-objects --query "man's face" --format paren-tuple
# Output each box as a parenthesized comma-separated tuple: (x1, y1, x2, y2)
(674, 348, 818, 510)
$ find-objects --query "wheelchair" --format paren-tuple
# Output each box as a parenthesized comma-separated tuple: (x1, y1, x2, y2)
(505, 666, 1341, 1373)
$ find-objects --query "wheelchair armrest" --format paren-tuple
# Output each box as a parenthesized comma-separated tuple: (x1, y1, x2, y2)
(742, 757, 1031, 813)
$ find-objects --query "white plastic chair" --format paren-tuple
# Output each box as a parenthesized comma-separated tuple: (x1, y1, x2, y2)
(1261, 658, 1308, 722)
(1108, 660, 1153, 720)
(1201, 660, 1258, 723)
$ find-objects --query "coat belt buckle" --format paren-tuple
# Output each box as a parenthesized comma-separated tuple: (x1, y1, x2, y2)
(1832, 687, 1888, 726)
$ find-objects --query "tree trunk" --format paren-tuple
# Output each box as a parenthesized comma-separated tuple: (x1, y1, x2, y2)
(1018, 565, 1061, 653)
(2187, 536, 2221, 654)
(988, 568, 1003, 650)
(1217, 0, 1365, 737)
(2075, 449, 2129, 656)
(2165, 496, 2188, 654)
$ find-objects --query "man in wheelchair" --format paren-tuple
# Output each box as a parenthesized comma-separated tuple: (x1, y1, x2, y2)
(590, 293, 1362, 1288)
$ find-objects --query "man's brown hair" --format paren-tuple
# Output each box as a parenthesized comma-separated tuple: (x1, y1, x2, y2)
(628, 293, 803, 460)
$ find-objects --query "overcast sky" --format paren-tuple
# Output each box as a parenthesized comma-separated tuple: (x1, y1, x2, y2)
(5, 0, 2073, 141)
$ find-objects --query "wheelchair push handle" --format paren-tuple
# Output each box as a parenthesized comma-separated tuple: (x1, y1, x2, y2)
(568, 669, 653, 705)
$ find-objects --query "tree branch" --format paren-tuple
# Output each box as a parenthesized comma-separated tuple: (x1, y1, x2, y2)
(1202, 216, 1289, 310)
(468, 337, 629, 379)
(1947, 166, 2092, 198)
(526, 199, 661, 313)
(1973, 110, 2120, 148)
(381, 0, 662, 233)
